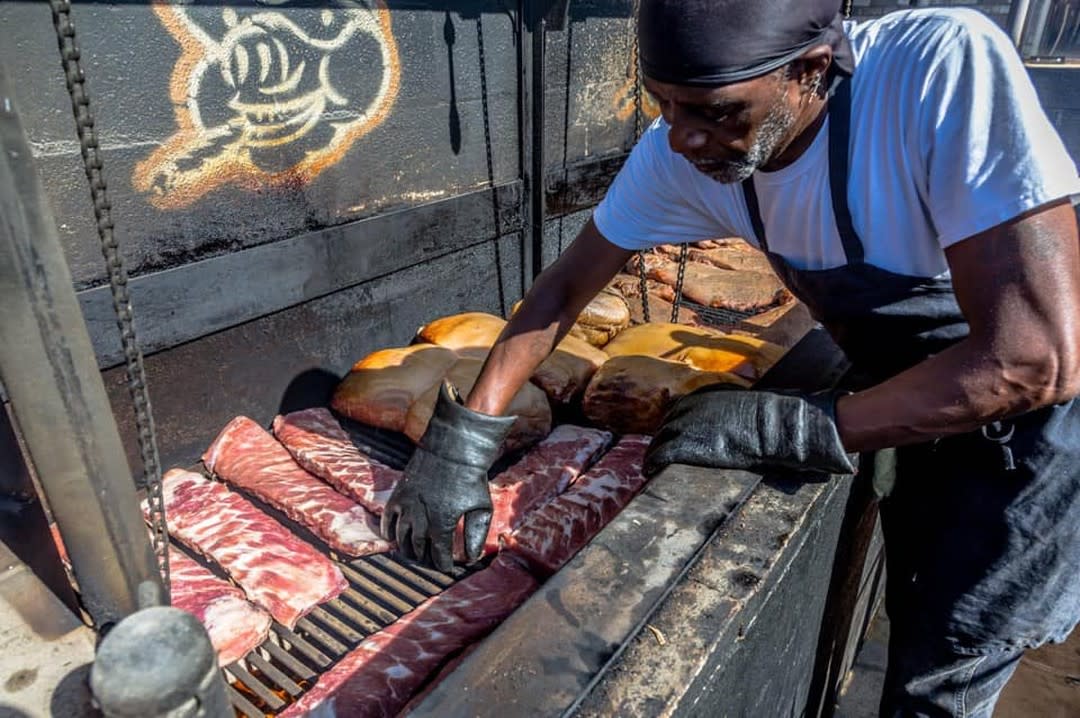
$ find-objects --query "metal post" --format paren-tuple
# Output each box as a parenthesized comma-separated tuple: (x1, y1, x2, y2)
(1008, 0, 1034, 47)
(0, 65, 161, 629)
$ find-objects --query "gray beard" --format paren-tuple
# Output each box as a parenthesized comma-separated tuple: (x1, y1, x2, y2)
(699, 98, 797, 184)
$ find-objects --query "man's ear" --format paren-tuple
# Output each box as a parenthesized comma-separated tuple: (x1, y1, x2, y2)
(794, 44, 833, 99)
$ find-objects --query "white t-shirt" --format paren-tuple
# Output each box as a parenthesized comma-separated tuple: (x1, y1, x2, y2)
(593, 9, 1080, 277)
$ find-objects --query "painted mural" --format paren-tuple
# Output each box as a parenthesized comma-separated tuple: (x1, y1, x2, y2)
(613, 71, 660, 125)
(134, 1, 400, 209)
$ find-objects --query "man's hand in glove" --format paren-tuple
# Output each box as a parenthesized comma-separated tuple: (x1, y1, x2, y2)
(380, 381, 515, 572)
(644, 384, 858, 478)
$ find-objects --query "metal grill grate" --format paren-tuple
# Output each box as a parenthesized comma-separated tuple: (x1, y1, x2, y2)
(224, 552, 460, 717)
(675, 299, 770, 328)
(195, 416, 472, 716)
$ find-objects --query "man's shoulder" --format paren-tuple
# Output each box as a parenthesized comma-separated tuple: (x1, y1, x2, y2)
(849, 8, 1012, 72)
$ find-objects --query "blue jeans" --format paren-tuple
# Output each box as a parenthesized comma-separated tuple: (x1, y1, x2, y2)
(879, 632, 1024, 717)
(875, 399, 1080, 716)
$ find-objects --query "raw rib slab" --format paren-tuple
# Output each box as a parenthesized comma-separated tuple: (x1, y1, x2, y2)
(278, 554, 538, 718)
(502, 434, 651, 577)
(453, 425, 612, 560)
(159, 469, 346, 628)
(51, 521, 271, 664)
(204, 416, 391, 556)
(272, 408, 401, 515)
(168, 548, 272, 666)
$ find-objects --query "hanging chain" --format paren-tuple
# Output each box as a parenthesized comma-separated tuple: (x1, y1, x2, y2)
(629, 0, 651, 322)
(843, 0, 853, 18)
(49, 0, 169, 601)
(671, 243, 689, 322)
(475, 13, 508, 313)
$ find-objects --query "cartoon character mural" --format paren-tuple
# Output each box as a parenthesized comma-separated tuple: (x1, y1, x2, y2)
(134, 1, 400, 209)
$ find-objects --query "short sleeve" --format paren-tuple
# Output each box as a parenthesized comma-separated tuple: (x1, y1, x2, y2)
(592, 119, 728, 250)
(917, 11, 1080, 249)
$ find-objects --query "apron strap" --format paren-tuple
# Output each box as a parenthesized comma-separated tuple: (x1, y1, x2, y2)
(740, 75, 866, 264)
(827, 77, 864, 264)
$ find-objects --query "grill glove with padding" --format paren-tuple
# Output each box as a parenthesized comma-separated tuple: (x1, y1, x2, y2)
(381, 381, 515, 572)
(643, 384, 858, 478)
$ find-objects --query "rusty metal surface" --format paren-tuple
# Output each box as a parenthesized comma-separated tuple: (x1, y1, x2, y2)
(0, 66, 160, 628)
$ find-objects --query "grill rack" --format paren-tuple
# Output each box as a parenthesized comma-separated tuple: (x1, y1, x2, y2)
(674, 299, 769, 328)
(224, 553, 460, 717)
(174, 417, 477, 717)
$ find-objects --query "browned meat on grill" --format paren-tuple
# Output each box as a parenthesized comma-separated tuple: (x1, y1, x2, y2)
(417, 312, 607, 404)
(452, 424, 612, 561)
(501, 434, 651, 577)
(157, 469, 346, 628)
(332, 345, 459, 433)
(629, 252, 788, 313)
(168, 548, 272, 666)
(273, 408, 401, 515)
(204, 417, 391, 557)
(582, 355, 747, 435)
(693, 238, 744, 250)
(609, 272, 677, 303)
(277, 553, 538, 718)
(656, 242, 776, 274)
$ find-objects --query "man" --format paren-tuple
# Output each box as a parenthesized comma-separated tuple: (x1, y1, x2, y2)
(382, 1, 1080, 715)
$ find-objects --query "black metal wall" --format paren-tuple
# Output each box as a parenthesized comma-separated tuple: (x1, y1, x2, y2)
(0, 1, 646, 468)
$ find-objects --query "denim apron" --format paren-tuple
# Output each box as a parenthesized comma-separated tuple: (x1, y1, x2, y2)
(742, 78, 1080, 655)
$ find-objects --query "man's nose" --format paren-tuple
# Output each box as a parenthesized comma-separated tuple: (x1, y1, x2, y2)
(668, 121, 708, 154)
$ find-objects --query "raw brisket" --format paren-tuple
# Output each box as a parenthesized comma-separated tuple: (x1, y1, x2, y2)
(278, 554, 538, 718)
(204, 417, 391, 556)
(453, 424, 612, 560)
(158, 469, 346, 628)
(502, 435, 651, 577)
(273, 408, 401, 515)
(168, 548, 272, 666)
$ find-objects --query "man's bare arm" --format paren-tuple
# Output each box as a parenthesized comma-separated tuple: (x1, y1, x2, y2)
(837, 199, 1080, 451)
(466, 219, 635, 415)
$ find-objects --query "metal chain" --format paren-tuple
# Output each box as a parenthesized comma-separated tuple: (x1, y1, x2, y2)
(49, 0, 170, 600)
(843, 0, 853, 18)
(671, 243, 689, 323)
(629, 0, 651, 322)
(475, 13, 508, 313)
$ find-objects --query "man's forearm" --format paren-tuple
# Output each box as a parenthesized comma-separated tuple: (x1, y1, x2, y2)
(465, 278, 578, 416)
(837, 335, 1079, 452)
(465, 218, 635, 416)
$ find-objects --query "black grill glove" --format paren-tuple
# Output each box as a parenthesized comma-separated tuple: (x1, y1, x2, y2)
(644, 384, 858, 478)
(380, 382, 516, 572)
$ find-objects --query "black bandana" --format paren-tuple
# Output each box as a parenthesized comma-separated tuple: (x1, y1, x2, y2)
(638, 0, 855, 86)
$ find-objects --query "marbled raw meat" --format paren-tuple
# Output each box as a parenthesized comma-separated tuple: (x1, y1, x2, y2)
(157, 469, 346, 628)
(273, 408, 401, 515)
(167, 548, 272, 666)
(51, 521, 271, 664)
(453, 424, 612, 560)
(204, 417, 390, 556)
(501, 435, 651, 577)
(278, 554, 538, 718)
